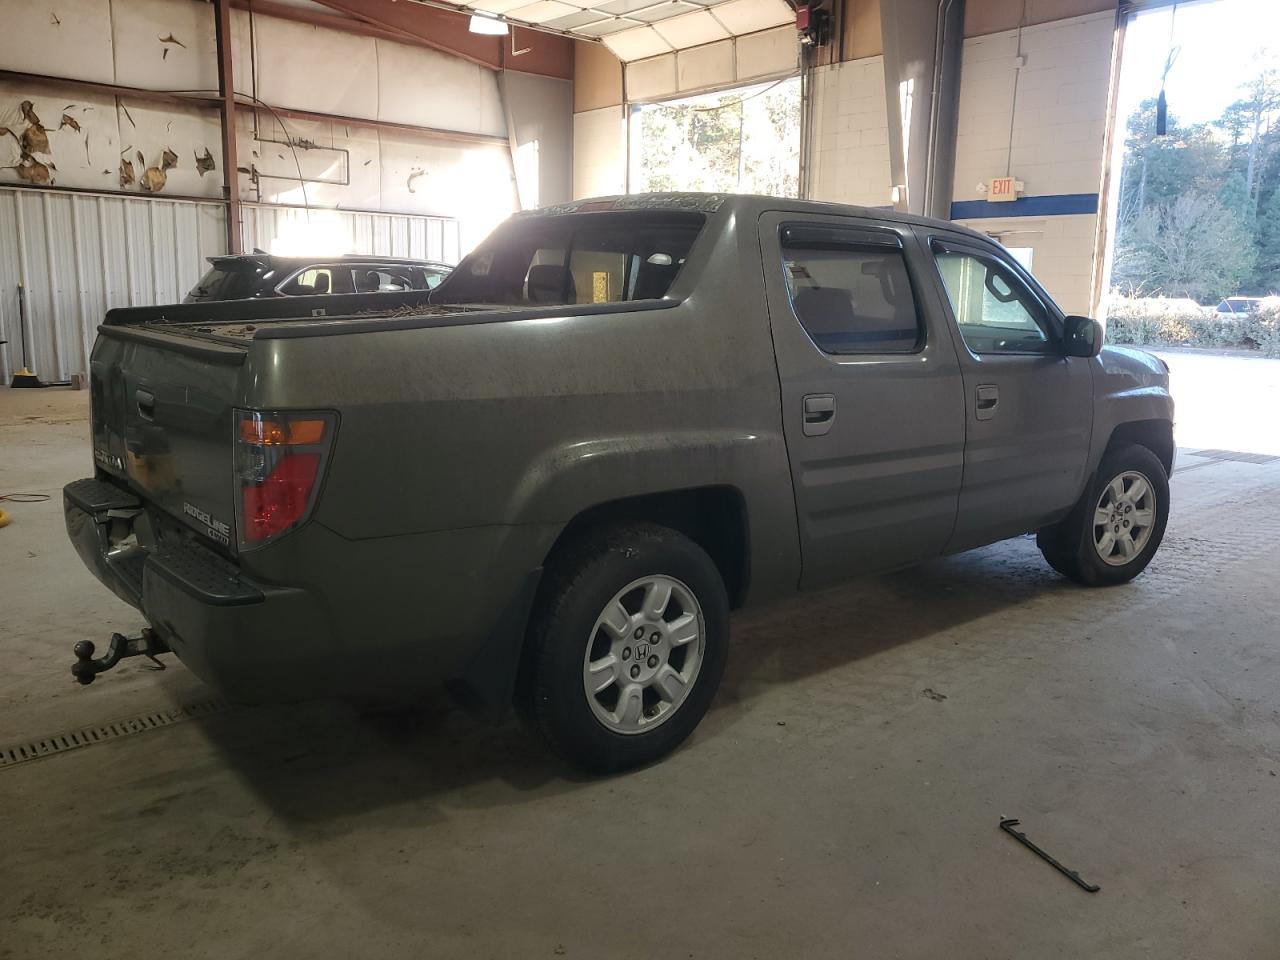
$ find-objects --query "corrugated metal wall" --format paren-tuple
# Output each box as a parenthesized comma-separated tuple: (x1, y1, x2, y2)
(239, 204, 462, 264)
(0, 190, 463, 383)
(0, 188, 227, 382)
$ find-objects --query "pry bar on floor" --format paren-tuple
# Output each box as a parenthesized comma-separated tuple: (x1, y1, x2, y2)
(999, 818, 1100, 893)
(71, 629, 170, 685)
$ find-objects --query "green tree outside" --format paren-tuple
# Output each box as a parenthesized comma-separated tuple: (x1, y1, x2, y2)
(631, 79, 801, 199)
(1113, 59, 1280, 300)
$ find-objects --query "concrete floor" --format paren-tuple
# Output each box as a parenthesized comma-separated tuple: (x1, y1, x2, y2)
(3, 349, 1280, 959)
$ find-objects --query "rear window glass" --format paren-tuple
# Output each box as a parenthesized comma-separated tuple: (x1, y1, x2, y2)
(280, 267, 339, 296)
(433, 212, 704, 307)
(184, 261, 269, 302)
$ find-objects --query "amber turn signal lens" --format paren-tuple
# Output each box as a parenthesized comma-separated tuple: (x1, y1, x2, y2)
(239, 418, 327, 445)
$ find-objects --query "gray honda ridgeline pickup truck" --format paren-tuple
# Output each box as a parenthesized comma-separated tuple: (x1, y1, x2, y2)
(65, 193, 1174, 772)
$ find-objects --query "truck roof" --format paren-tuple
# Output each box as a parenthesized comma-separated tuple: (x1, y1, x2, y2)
(206, 253, 452, 269)
(520, 192, 992, 242)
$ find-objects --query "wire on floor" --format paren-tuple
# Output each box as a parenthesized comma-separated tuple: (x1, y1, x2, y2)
(0, 493, 51, 530)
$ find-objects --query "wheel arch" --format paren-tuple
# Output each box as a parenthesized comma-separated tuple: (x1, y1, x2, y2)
(541, 486, 751, 611)
(1103, 419, 1175, 476)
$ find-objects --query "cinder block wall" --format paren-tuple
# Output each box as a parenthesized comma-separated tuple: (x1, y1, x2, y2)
(807, 57, 892, 208)
(572, 3, 1119, 316)
(806, 8, 1115, 316)
(949, 10, 1116, 315)
(573, 106, 627, 199)
(571, 41, 627, 199)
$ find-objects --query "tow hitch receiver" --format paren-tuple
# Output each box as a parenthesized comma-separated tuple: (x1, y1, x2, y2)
(72, 629, 170, 685)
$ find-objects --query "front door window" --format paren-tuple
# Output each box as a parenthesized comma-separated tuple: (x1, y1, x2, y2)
(934, 249, 1054, 355)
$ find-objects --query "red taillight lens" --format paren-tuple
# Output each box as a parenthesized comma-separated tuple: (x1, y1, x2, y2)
(235, 410, 335, 547)
(241, 453, 320, 543)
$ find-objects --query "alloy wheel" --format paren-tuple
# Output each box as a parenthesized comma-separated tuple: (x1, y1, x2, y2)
(581, 575, 705, 735)
(1093, 470, 1156, 566)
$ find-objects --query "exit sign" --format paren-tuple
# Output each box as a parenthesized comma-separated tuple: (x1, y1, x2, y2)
(988, 176, 1022, 202)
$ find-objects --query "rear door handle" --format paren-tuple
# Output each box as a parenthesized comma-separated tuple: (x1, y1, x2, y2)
(975, 384, 999, 421)
(135, 388, 156, 421)
(803, 394, 836, 436)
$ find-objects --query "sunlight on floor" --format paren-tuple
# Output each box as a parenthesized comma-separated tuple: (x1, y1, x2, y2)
(1153, 349, 1280, 457)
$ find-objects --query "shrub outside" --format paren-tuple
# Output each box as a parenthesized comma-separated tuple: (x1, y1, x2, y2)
(1103, 296, 1280, 358)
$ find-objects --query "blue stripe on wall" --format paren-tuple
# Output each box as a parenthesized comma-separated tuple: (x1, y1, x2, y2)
(950, 193, 1100, 219)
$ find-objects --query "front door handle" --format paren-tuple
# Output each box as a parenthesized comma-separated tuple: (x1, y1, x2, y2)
(803, 393, 836, 436)
(975, 384, 999, 421)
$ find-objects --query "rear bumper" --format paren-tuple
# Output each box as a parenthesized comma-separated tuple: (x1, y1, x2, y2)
(64, 477, 334, 703)
(64, 477, 551, 710)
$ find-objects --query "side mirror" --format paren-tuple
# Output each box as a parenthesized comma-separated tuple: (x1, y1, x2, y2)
(1063, 315, 1103, 358)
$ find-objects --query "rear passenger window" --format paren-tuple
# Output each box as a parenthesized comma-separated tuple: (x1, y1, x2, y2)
(780, 232, 922, 355)
(280, 267, 336, 296)
(353, 267, 417, 293)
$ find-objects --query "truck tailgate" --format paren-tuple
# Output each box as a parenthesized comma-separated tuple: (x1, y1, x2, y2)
(91, 327, 245, 550)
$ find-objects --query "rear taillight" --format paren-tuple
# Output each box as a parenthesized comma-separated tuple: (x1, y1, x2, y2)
(234, 410, 336, 548)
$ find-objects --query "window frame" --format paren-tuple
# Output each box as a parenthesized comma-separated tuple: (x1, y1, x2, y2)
(927, 237, 1064, 358)
(420, 267, 449, 290)
(432, 211, 706, 308)
(351, 264, 420, 294)
(275, 263, 352, 297)
(778, 222, 928, 358)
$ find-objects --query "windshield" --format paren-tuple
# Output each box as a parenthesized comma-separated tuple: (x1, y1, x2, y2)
(432, 212, 704, 307)
(184, 260, 271, 302)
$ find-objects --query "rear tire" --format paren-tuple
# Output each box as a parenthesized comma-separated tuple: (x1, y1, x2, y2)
(1037, 443, 1169, 586)
(518, 523, 729, 774)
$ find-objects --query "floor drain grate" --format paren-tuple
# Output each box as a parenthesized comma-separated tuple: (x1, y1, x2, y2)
(1189, 449, 1280, 465)
(0, 698, 231, 770)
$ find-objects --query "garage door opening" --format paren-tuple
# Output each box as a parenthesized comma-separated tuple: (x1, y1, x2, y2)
(628, 78, 801, 197)
(1100, 0, 1280, 457)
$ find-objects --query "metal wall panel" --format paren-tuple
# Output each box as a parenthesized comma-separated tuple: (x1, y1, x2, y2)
(0, 188, 228, 382)
(239, 204, 461, 266)
(0, 190, 459, 383)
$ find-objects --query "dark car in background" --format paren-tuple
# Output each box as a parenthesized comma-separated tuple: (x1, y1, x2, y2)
(184, 253, 452, 303)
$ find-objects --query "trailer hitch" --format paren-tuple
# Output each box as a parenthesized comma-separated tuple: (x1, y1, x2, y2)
(71, 629, 170, 685)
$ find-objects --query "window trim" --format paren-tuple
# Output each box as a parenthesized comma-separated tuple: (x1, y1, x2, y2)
(351, 264, 420, 294)
(433, 210, 706, 308)
(928, 237, 1063, 357)
(779, 222, 927, 357)
(274, 263, 351, 297)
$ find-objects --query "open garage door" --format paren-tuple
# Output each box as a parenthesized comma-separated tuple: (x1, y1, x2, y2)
(629, 77, 801, 196)
(1099, 0, 1280, 458)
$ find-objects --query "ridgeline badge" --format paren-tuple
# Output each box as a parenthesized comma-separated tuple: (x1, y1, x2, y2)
(184, 501, 232, 545)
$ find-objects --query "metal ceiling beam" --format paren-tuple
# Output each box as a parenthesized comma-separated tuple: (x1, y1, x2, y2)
(255, 103, 510, 146)
(231, 0, 500, 72)
(1118, 0, 1187, 13)
(0, 70, 510, 146)
(300, 0, 574, 78)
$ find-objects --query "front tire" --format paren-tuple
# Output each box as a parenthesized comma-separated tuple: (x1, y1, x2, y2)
(1038, 443, 1170, 586)
(519, 523, 729, 774)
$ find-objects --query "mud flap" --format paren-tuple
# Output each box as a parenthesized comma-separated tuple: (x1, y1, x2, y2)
(446, 568, 542, 724)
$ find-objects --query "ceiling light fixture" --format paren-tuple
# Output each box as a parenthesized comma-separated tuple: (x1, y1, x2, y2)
(469, 12, 510, 34)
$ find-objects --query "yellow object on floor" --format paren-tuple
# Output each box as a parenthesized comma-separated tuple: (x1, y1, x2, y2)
(0, 494, 48, 528)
